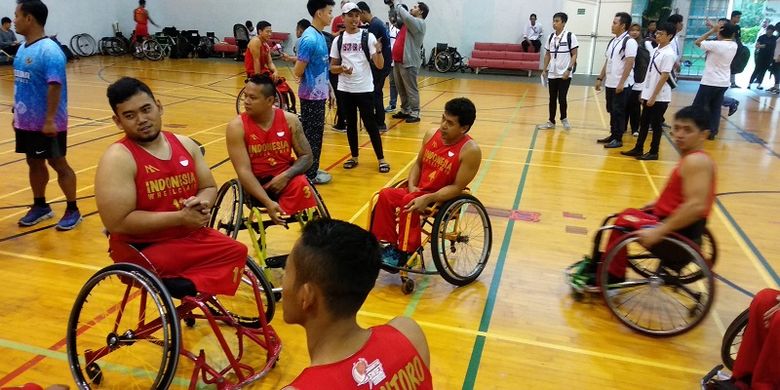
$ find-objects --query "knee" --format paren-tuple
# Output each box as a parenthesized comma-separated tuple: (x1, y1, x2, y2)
(47, 158, 72, 173)
(26, 158, 45, 169)
(752, 289, 780, 311)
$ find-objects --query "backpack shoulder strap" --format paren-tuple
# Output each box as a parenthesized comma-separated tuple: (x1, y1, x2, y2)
(567, 32, 573, 53)
(620, 35, 630, 59)
(336, 32, 343, 59)
(362, 30, 370, 62)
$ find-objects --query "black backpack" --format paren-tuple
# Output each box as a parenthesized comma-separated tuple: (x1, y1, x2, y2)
(547, 32, 577, 72)
(336, 29, 371, 63)
(607, 36, 649, 84)
(731, 43, 750, 74)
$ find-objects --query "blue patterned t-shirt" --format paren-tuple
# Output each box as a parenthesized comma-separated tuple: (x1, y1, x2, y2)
(296, 26, 329, 101)
(13, 37, 68, 132)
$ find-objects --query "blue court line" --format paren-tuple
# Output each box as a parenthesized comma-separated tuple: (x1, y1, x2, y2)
(714, 273, 755, 298)
(462, 127, 539, 389)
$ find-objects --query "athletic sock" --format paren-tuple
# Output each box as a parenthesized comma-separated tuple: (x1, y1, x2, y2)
(66, 201, 79, 211)
(33, 197, 47, 208)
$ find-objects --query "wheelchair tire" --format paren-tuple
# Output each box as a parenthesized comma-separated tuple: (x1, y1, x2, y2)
(626, 228, 716, 284)
(67, 263, 180, 389)
(213, 258, 275, 327)
(309, 179, 330, 219)
(210, 179, 244, 239)
(143, 39, 164, 61)
(431, 194, 492, 286)
(721, 308, 749, 370)
(236, 86, 286, 115)
(76, 33, 97, 56)
(434, 51, 453, 73)
(600, 234, 715, 337)
(69, 34, 82, 57)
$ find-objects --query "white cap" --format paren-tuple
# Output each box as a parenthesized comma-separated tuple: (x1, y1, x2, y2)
(342, 2, 360, 14)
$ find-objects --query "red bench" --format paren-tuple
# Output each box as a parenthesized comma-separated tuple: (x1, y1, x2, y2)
(213, 37, 238, 56)
(468, 42, 541, 76)
(270, 32, 290, 48)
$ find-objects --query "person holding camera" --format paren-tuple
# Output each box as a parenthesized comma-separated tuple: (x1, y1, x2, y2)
(387, 0, 428, 124)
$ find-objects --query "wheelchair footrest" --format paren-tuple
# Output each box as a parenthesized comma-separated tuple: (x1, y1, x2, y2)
(265, 254, 287, 269)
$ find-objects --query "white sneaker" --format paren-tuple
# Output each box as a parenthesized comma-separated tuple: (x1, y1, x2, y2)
(632, 131, 639, 137)
(561, 118, 571, 130)
(536, 121, 555, 130)
(312, 170, 332, 184)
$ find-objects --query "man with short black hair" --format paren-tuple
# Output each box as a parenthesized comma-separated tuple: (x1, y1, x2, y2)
(522, 13, 543, 53)
(595, 12, 636, 149)
(13, 0, 81, 230)
(357, 1, 392, 133)
(281, 218, 432, 389)
(539, 12, 578, 130)
(693, 20, 737, 139)
(245, 20, 278, 79)
(388, 0, 428, 123)
(729, 10, 742, 88)
(749, 24, 776, 89)
(133, 0, 157, 38)
(0, 16, 20, 57)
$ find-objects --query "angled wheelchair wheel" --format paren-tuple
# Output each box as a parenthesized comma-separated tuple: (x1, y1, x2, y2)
(67, 263, 180, 389)
(431, 194, 492, 286)
(212, 258, 275, 327)
(210, 179, 244, 239)
(721, 308, 749, 370)
(236, 87, 246, 114)
(308, 179, 330, 219)
(76, 33, 97, 56)
(434, 51, 453, 73)
(599, 234, 715, 336)
(143, 39, 164, 61)
(69, 34, 82, 57)
(700, 227, 717, 267)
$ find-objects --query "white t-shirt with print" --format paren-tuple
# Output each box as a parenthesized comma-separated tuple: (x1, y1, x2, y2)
(330, 30, 378, 93)
(699, 40, 738, 87)
(605, 32, 638, 89)
(641, 44, 675, 102)
(544, 30, 579, 79)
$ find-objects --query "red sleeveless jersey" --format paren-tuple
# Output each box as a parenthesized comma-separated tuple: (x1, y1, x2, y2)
(242, 110, 294, 178)
(244, 40, 271, 76)
(418, 131, 472, 192)
(288, 325, 433, 390)
(112, 132, 200, 243)
(134, 7, 148, 24)
(654, 150, 717, 218)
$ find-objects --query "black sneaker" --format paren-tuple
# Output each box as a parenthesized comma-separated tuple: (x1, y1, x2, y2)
(620, 149, 643, 157)
(597, 136, 613, 144)
(392, 112, 411, 119)
(405, 116, 421, 123)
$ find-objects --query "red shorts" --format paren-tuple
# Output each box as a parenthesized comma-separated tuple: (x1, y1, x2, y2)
(135, 23, 149, 38)
(259, 174, 317, 215)
(109, 227, 248, 296)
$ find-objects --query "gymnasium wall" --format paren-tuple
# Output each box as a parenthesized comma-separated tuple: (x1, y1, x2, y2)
(0, 0, 119, 46)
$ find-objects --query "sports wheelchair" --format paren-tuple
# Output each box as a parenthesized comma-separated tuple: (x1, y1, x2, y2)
(368, 179, 492, 294)
(209, 178, 329, 293)
(236, 73, 297, 115)
(66, 246, 281, 389)
(427, 43, 466, 73)
(566, 209, 718, 336)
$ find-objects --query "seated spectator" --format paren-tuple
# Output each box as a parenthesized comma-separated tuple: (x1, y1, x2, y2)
(522, 13, 543, 53)
(0, 16, 20, 56)
(226, 74, 316, 224)
(281, 218, 432, 389)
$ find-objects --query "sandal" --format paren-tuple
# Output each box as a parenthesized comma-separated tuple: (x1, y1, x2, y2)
(343, 158, 359, 169)
(378, 162, 391, 173)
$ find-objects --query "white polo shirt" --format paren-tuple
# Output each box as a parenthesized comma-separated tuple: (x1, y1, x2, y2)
(605, 32, 638, 89)
(699, 40, 738, 87)
(330, 30, 378, 93)
(524, 23, 543, 41)
(544, 30, 579, 79)
(641, 44, 675, 102)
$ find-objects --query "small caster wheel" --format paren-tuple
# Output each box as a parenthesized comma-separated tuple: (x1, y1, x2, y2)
(184, 317, 196, 327)
(86, 362, 103, 385)
(401, 278, 415, 295)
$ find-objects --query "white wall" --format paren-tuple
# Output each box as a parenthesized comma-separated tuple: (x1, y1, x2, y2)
(0, 0, 119, 44)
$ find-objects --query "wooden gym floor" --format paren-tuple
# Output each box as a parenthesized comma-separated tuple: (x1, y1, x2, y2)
(0, 56, 778, 389)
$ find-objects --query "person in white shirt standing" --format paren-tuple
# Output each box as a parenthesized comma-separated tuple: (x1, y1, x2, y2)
(538, 12, 578, 130)
(595, 12, 637, 149)
(625, 23, 646, 137)
(692, 20, 737, 140)
(522, 13, 543, 53)
(330, 2, 390, 173)
(621, 22, 677, 160)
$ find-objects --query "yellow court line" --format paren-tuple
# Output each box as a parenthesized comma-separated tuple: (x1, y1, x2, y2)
(0, 250, 102, 272)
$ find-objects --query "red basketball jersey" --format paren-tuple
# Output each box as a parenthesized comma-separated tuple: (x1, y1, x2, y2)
(111, 132, 199, 243)
(244, 40, 271, 76)
(653, 150, 716, 218)
(242, 110, 295, 178)
(417, 130, 472, 192)
(287, 325, 433, 390)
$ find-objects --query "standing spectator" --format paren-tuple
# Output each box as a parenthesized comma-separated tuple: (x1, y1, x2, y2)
(388, 1, 428, 124)
(522, 13, 543, 53)
(357, 2, 392, 133)
(385, 20, 400, 112)
(625, 23, 645, 137)
(294, 0, 336, 185)
(281, 19, 313, 63)
(729, 10, 742, 88)
(133, 0, 157, 38)
(644, 20, 657, 48)
(748, 24, 776, 89)
(331, 0, 348, 33)
(538, 12, 578, 130)
(246, 20, 256, 38)
(0, 16, 20, 56)
(330, 3, 389, 173)
(595, 12, 637, 149)
(692, 20, 737, 140)
(667, 14, 684, 72)
(622, 22, 677, 160)
(13, 0, 81, 229)
(769, 22, 780, 94)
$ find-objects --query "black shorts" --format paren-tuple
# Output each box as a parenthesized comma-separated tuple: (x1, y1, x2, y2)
(15, 129, 67, 159)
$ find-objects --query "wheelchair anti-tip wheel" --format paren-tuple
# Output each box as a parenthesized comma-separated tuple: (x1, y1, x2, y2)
(431, 194, 492, 286)
(210, 179, 244, 238)
(212, 258, 276, 326)
(599, 233, 715, 336)
(721, 308, 749, 370)
(66, 263, 181, 389)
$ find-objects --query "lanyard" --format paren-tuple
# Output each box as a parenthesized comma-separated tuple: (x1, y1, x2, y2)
(608, 32, 628, 59)
(552, 31, 565, 59)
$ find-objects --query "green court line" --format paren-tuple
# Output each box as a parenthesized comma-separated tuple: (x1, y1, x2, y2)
(462, 127, 540, 389)
(402, 90, 530, 318)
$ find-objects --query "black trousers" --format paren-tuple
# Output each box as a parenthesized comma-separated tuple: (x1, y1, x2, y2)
(330, 74, 346, 127)
(547, 78, 571, 123)
(371, 69, 390, 128)
(522, 39, 541, 53)
(749, 57, 772, 85)
(626, 89, 642, 134)
(341, 91, 384, 160)
(300, 99, 326, 180)
(632, 100, 669, 154)
(692, 85, 727, 135)
(605, 87, 631, 138)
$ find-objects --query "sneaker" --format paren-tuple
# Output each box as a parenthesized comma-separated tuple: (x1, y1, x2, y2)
(380, 246, 402, 273)
(312, 170, 332, 185)
(331, 124, 347, 133)
(56, 209, 82, 231)
(757, 86, 764, 90)
(378, 125, 388, 134)
(536, 121, 555, 130)
(730, 83, 740, 89)
(384, 105, 396, 113)
(405, 116, 421, 123)
(392, 112, 411, 119)
(727, 100, 739, 117)
(18, 205, 54, 227)
(561, 118, 571, 130)
(604, 139, 623, 148)
(632, 131, 639, 137)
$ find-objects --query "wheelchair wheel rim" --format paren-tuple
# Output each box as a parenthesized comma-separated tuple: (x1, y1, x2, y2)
(432, 197, 491, 285)
(210, 180, 243, 239)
